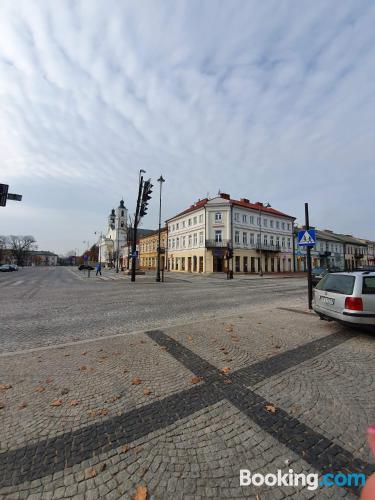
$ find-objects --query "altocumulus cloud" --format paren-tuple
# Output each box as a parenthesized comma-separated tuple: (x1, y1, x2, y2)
(0, 0, 374, 252)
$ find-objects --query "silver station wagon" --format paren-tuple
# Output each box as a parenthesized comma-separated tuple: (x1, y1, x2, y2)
(313, 271, 375, 329)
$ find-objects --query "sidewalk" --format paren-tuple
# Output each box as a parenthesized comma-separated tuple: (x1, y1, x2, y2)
(1, 304, 373, 499)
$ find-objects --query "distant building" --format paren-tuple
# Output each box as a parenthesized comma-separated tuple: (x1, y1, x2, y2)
(98, 200, 128, 268)
(167, 193, 295, 274)
(27, 251, 58, 266)
(139, 228, 168, 271)
(123, 228, 155, 270)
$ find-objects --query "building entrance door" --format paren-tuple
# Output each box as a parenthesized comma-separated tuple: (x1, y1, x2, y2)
(213, 257, 223, 272)
(188, 257, 192, 272)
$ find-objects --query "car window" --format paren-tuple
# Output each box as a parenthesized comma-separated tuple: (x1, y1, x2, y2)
(316, 274, 355, 294)
(363, 276, 375, 294)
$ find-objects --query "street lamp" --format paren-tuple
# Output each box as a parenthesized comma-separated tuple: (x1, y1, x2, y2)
(94, 232, 102, 264)
(258, 202, 271, 277)
(156, 175, 165, 282)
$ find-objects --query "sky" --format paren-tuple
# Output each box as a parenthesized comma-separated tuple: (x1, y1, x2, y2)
(1, 0, 374, 255)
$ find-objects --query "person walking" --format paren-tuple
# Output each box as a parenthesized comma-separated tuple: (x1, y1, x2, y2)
(95, 262, 102, 276)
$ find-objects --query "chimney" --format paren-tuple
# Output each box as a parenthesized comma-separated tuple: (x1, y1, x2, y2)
(240, 198, 250, 204)
(220, 192, 230, 200)
(255, 201, 263, 206)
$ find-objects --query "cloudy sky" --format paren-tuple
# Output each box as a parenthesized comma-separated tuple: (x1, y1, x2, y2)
(1, 0, 374, 254)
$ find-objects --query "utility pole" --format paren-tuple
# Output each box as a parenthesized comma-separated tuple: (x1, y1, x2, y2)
(305, 203, 313, 310)
(156, 175, 165, 282)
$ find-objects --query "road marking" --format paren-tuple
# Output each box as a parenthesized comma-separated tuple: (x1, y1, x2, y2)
(11, 280, 24, 286)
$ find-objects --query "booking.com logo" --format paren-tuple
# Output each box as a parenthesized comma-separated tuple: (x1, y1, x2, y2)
(240, 469, 366, 491)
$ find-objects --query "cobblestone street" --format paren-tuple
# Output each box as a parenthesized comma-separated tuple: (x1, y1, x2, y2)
(0, 267, 374, 499)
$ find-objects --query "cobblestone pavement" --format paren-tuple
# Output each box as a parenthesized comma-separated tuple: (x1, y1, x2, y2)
(0, 268, 374, 499)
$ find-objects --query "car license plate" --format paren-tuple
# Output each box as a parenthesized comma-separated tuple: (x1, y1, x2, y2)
(320, 296, 335, 305)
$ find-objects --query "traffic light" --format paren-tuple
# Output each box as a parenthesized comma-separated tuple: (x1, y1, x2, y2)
(0, 184, 9, 207)
(139, 179, 153, 217)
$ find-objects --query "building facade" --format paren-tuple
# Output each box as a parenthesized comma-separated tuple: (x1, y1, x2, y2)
(167, 193, 295, 274)
(98, 200, 128, 268)
(139, 228, 168, 270)
(295, 229, 345, 271)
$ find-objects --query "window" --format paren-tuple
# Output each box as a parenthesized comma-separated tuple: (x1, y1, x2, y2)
(121, 210, 124, 217)
(199, 214, 203, 223)
(270, 220, 274, 228)
(263, 235, 268, 245)
(235, 231, 240, 244)
(263, 218, 267, 227)
(176, 223, 179, 230)
(363, 277, 375, 294)
(182, 236, 186, 248)
(199, 232, 204, 245)
(176, 237, 180, 249)
(182, 221, 185, 228)
(234, 213, 240, 222)
(250, 216, 254, 224)
(188, 235, 192, 247)
(172, 239, 175, 248)
(250, 233, 254, 244)
(276, 236, 280, 246)
(242, 214, 247, 223)
(257, 233, 261, 243)
(121, 222, 124, 228)
(193, 216, 197, 225)
(188, 218, 192, 226)
(282, 237, 285, 247)
(243, 232, 247, 245)
(193, 233, 197, 246)
(276, 221, 280, 229)
(317, 274, 355, 294)
(257, 217, 261, 226)
(282, 222, 285, 230)
(287, 223, 291, 231)
(215, 230, 222, 243)
(173, 224, 175, 231)
(270, 236, 274, 245)
(287, 238, 291, 248)
(215, 212, 222, 222)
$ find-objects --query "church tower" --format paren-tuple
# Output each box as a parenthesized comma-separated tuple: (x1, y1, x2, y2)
(115, 200, 127, 231)
(108, 208, 115, 230)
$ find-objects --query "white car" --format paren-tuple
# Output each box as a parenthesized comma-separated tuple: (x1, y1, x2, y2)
(313, 271, 375, 329)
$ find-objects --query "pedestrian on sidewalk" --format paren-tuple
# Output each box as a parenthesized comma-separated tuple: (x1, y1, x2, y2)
(95, 262, 102, 276)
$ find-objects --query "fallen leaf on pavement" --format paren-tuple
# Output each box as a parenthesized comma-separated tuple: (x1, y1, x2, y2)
(123, 369, 128, 373)
(79, 366, 87, 371)
(121, 444, 130, 453)
(131, 378, 142, 385)
(190, 376, 203, 385)
(132, 485, 147, 500)
(219, 367, 231, 374)
(70, 399, 80, 406)
(223, 379, 232, 385)
(187, 336, 193, 342)
(143, 388, 152, 396)
(64, 353, 70, 357)
(81, 351, 87, 356)
(98, 463, 107, 472)
(60, 388, 69, 395)
(50, 399, 63, 407)
(85, 467, 97, 478)
(34, 386, 46, 393)
(106, 395, 121, 403)
(265, 404, 277, 414)
(0, 384, 12, 391)
(45, 377, 53, 384)
(18, 402, 28, 409)
(224, 325, 234, 332)
(88, 408, 108, 417)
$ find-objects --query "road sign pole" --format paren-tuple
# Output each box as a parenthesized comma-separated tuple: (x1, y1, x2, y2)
(305, 203, 313, 310)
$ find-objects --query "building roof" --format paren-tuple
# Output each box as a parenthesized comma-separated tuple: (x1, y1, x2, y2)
(138, 227, 168, 240)
(167, 193, 295, 221)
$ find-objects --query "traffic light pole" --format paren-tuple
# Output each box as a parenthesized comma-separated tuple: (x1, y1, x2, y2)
(305, 202, 313, 310)
(131, 176, 143, 282)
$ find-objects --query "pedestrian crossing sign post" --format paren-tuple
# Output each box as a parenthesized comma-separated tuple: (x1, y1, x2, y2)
(298, 229, 316, 247)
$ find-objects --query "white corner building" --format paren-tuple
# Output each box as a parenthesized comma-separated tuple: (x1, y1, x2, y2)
(99, 200, 128, 268)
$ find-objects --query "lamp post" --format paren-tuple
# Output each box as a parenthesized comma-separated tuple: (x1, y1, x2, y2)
(94, 232, 102, 264)
(156, 175, 165, 282)
(258, 202, 271, 277)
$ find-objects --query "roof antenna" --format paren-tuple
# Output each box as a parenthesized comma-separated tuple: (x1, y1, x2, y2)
(218, 188, 221, 196)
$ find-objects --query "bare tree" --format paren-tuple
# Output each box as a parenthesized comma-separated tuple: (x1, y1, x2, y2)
(7, 235, 37, 266)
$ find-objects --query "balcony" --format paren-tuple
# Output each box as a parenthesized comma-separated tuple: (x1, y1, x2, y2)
(354, 252, 364, 259)
(255, 243, 281, 252)
(205, 239, 231, 248)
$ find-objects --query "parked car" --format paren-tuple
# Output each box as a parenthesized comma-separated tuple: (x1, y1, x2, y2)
(0, 264, 16, 272)
(9, 264, 18, 271)
(313, 271, 375, 329)
(311, 267, 329, 286)
(78, 264, 94, 271)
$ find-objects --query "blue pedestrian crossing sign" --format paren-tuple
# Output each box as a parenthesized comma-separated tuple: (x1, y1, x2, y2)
(298, 229, 316, 247)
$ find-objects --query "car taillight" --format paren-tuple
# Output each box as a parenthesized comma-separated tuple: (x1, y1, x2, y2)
(344, 297, 363, 311)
